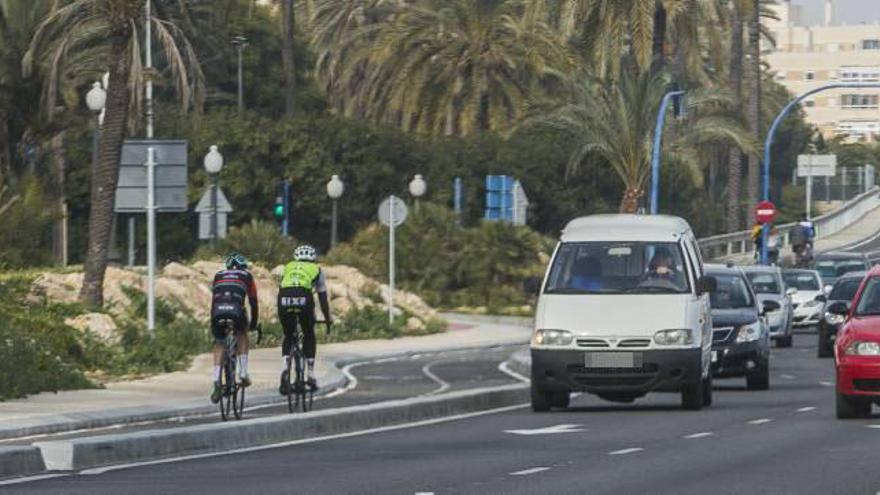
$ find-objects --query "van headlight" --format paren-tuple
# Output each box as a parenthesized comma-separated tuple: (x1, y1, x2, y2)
(653, 329, 693, 346)
(824, 312, 845, 326)
(533, 329, 573, 346)
(845, 341, 880, 356)
(735, 323, 761, 343)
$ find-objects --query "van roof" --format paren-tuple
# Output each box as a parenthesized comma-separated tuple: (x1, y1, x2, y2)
(561, 214, 693, 243)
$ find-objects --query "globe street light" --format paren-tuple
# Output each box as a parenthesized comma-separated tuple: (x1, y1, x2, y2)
(327, 174, 344, 249)
(409, 174, 427, 211)
(203, 145, 224, 244)
(81, 81, 106, 267)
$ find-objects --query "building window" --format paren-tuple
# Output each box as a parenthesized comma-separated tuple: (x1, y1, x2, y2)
(775, 71, 787, 81)
(805, 70, 816, 81)
(839, 66, 880, 82)
(835, 121, 880, 140)
(862, 39, 880, 50)
(805, 100, 815, 108)
(840, 94, 879, 109)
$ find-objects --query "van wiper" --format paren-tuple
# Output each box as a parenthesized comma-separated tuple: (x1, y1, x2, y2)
(545, 288, 618, 294)
(623, 286, 682, 294)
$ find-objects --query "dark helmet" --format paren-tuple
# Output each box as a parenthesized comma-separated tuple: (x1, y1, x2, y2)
(225, 252, 248, 270)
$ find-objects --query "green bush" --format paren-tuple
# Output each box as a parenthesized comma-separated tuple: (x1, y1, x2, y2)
(193, 219, 298, 267)
(328, 203, 551, 311)
(0, 177, 58, 269)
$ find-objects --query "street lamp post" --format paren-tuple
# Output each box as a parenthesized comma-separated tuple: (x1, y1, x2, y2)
(232, 35, 248, 112)
(203, 145, 224, 245)
(327, 174, 344, 249)
(650, 90, 685, 215)
(84, 82, 106, 267)
(409, 174, 427, 211)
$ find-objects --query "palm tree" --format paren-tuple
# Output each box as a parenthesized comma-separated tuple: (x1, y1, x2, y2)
(315, 0, 572, 137)
(25, 0, 204, 307)
(538, 67, 752, 213)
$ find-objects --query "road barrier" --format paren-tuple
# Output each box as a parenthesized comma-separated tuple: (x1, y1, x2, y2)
(698, 186, 880, 260)
(0, 447, 46, 478)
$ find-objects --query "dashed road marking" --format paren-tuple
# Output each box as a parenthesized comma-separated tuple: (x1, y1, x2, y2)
(609, 447, 644, 456)
(820, 381, 833, 387)
(865, 425, 880, 429)
(780, 374, 796, 380)
(510, 467, 551, 476)
(797, 406, 817, 413)
(748, 418, 773, 425)
(684, 432, 714, 439)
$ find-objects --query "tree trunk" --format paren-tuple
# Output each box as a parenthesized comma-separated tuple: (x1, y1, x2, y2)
(620, 186, 644, 213)
(79, 36, 132, 307)
(725, 5, 744, 232)
(282, 0, 296, 117)
(50, 131, 67, 265)
(745, 0, 761, 211)
(651, 0, 668, 74)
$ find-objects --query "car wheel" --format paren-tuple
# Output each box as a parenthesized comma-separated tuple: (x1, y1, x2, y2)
(836, 391, 871, 419)
(746, 358, 770, 390)
(531, 384, 552, 412)
(817, 330, 833, 358)
(551, 391, 571, 409)
(681, 379, 704, 411)
(702, 375, 713, 407)
(777, 334, 793, 348)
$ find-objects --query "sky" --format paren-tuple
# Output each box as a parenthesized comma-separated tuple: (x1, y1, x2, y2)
(793, 0, 880, 26)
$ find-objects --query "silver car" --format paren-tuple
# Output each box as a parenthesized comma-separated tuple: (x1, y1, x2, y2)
(741, 265, 795, 348)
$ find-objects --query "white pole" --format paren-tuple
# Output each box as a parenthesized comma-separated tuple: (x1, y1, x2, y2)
(145, 0, 153, 139)
(806, 174, 813, 220)
(389, 197, 395, 326)
(146, 147, 156, 332)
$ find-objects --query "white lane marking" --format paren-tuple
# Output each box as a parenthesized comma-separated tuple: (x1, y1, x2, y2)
(510, 467, 551, 476)
(414, 492, 434, 495)
(76, 403, 529, 476)
(748, 418, 773, 425)
(820, 381, 833, 387)
(780, 374, 796, 380)
(865, 424, 880, 429)
(498, 360, 530, 383)
(683, 432, 714, 439)
(421, 361, 451, 396)
(321, 361, 366, 399)
(797, 406, 817, 413)
(609, 447, 643, 456)
(0, 474, 70, 487)
(505, 424, 585, 435)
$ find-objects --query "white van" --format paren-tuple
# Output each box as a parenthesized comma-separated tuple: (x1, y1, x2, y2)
(530, 214, 716, 411)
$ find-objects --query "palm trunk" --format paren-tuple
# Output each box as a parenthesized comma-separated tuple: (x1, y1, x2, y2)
(282, 0, 296, 117)
(725, 6, 744, 232)
(51, 131, 66, 265)
(620, 186, 644, 213)
(745, 0, 761, 210)
(651, 1, 667, 74)
(79, 36, 132, 307)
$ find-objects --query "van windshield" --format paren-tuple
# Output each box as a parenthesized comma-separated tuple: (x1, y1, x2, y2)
(544, 242, 691, 295)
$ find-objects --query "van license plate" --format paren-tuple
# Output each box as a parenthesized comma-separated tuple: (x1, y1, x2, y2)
(585, 352, 638, 368)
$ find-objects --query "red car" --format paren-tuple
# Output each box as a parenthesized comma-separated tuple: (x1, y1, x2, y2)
(828, 267, 880, 419)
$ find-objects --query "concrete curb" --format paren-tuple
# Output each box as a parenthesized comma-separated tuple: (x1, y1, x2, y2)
(441, 312, 533, 327)
(0, 447, 46, 478)
(35, 384, 528, 471)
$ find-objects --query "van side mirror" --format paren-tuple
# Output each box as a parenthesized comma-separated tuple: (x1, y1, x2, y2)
(826, 301, 849, 316)
(786, 287, 798, 296)
(697, 276, 717, 295)
(523, 277, 543, 296)
(762, 300, 781, 315)
(823, 285, 833, 296)
(814, 294, 827, 303)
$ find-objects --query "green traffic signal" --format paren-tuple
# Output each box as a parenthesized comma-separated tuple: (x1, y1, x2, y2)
(274, 203, 284, 218)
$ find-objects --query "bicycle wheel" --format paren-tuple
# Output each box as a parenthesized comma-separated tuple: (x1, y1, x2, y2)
(219, 359, 233, 421)
(285, 361, 295, 414)
(233, 381, 245, 420)
(294, 351, 308, 412)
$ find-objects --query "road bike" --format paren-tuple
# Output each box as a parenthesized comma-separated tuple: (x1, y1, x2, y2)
(282, 318, 330, 413)
(218, 320, 261, 421)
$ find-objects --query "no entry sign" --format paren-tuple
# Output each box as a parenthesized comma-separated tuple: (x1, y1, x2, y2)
(755, 200, 777, 224)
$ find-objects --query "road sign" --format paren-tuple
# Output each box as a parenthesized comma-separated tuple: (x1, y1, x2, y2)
(378, 195, 408, 227)
(797, 154, 836, 177)
(195, 186, 233, 240)
(114, 140, 188, 213)
(755, 200, 777, 224)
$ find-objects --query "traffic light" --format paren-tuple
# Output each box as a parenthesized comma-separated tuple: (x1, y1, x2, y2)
(273, 196, 285, 219)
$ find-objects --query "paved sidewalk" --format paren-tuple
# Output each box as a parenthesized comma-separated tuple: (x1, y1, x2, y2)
(721, 204, 880, 264)
(0, 314, 531, 439)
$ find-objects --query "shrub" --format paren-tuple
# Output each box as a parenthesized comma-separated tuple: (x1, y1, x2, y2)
(0, 177, 58, 269)
(194, 220, 298, 267)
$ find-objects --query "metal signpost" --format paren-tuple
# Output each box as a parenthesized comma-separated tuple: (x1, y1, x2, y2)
(797, 154, 837, 220)
(196, 187, 233, 239)
(378, 196, 408, 325)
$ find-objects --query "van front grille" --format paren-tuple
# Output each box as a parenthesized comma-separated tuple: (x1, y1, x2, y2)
(576, 338, 609, 348)
(617, 339, 651, 348)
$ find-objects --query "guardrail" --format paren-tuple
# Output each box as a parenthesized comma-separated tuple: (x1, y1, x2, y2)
(698, 186, 880, 260)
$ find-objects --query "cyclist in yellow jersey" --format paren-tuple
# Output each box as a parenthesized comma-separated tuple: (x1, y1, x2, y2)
(277, 245, 332, 392)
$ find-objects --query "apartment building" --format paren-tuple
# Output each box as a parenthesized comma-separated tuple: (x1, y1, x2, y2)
(766, 0, 880, 141)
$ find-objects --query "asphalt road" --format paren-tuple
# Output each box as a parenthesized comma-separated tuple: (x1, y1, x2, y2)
(10, 331, 880, 495)
(0, 346, 521, 447)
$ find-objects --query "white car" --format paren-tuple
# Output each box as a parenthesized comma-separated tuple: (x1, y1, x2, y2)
(783, 269, 825, 328)
(530, 214, 715, 412)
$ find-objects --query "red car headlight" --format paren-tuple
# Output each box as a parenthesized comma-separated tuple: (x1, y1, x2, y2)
(845, 341, 880, 356)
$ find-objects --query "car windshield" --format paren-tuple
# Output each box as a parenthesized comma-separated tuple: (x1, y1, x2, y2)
(709, 273, 754, 310)
(816, 259, 868, 279)
(745, 272, 781, 294)
(855, 277, 880, 316)
(830, 278, 862, 302)
(544, 241, 691, 295)
(782, 271, 820, 291)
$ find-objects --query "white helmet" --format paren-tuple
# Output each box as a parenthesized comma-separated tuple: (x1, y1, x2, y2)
(294, 245, 317, 262)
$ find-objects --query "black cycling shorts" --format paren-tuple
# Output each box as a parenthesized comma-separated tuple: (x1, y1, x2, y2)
(211, 299, 248, 343)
